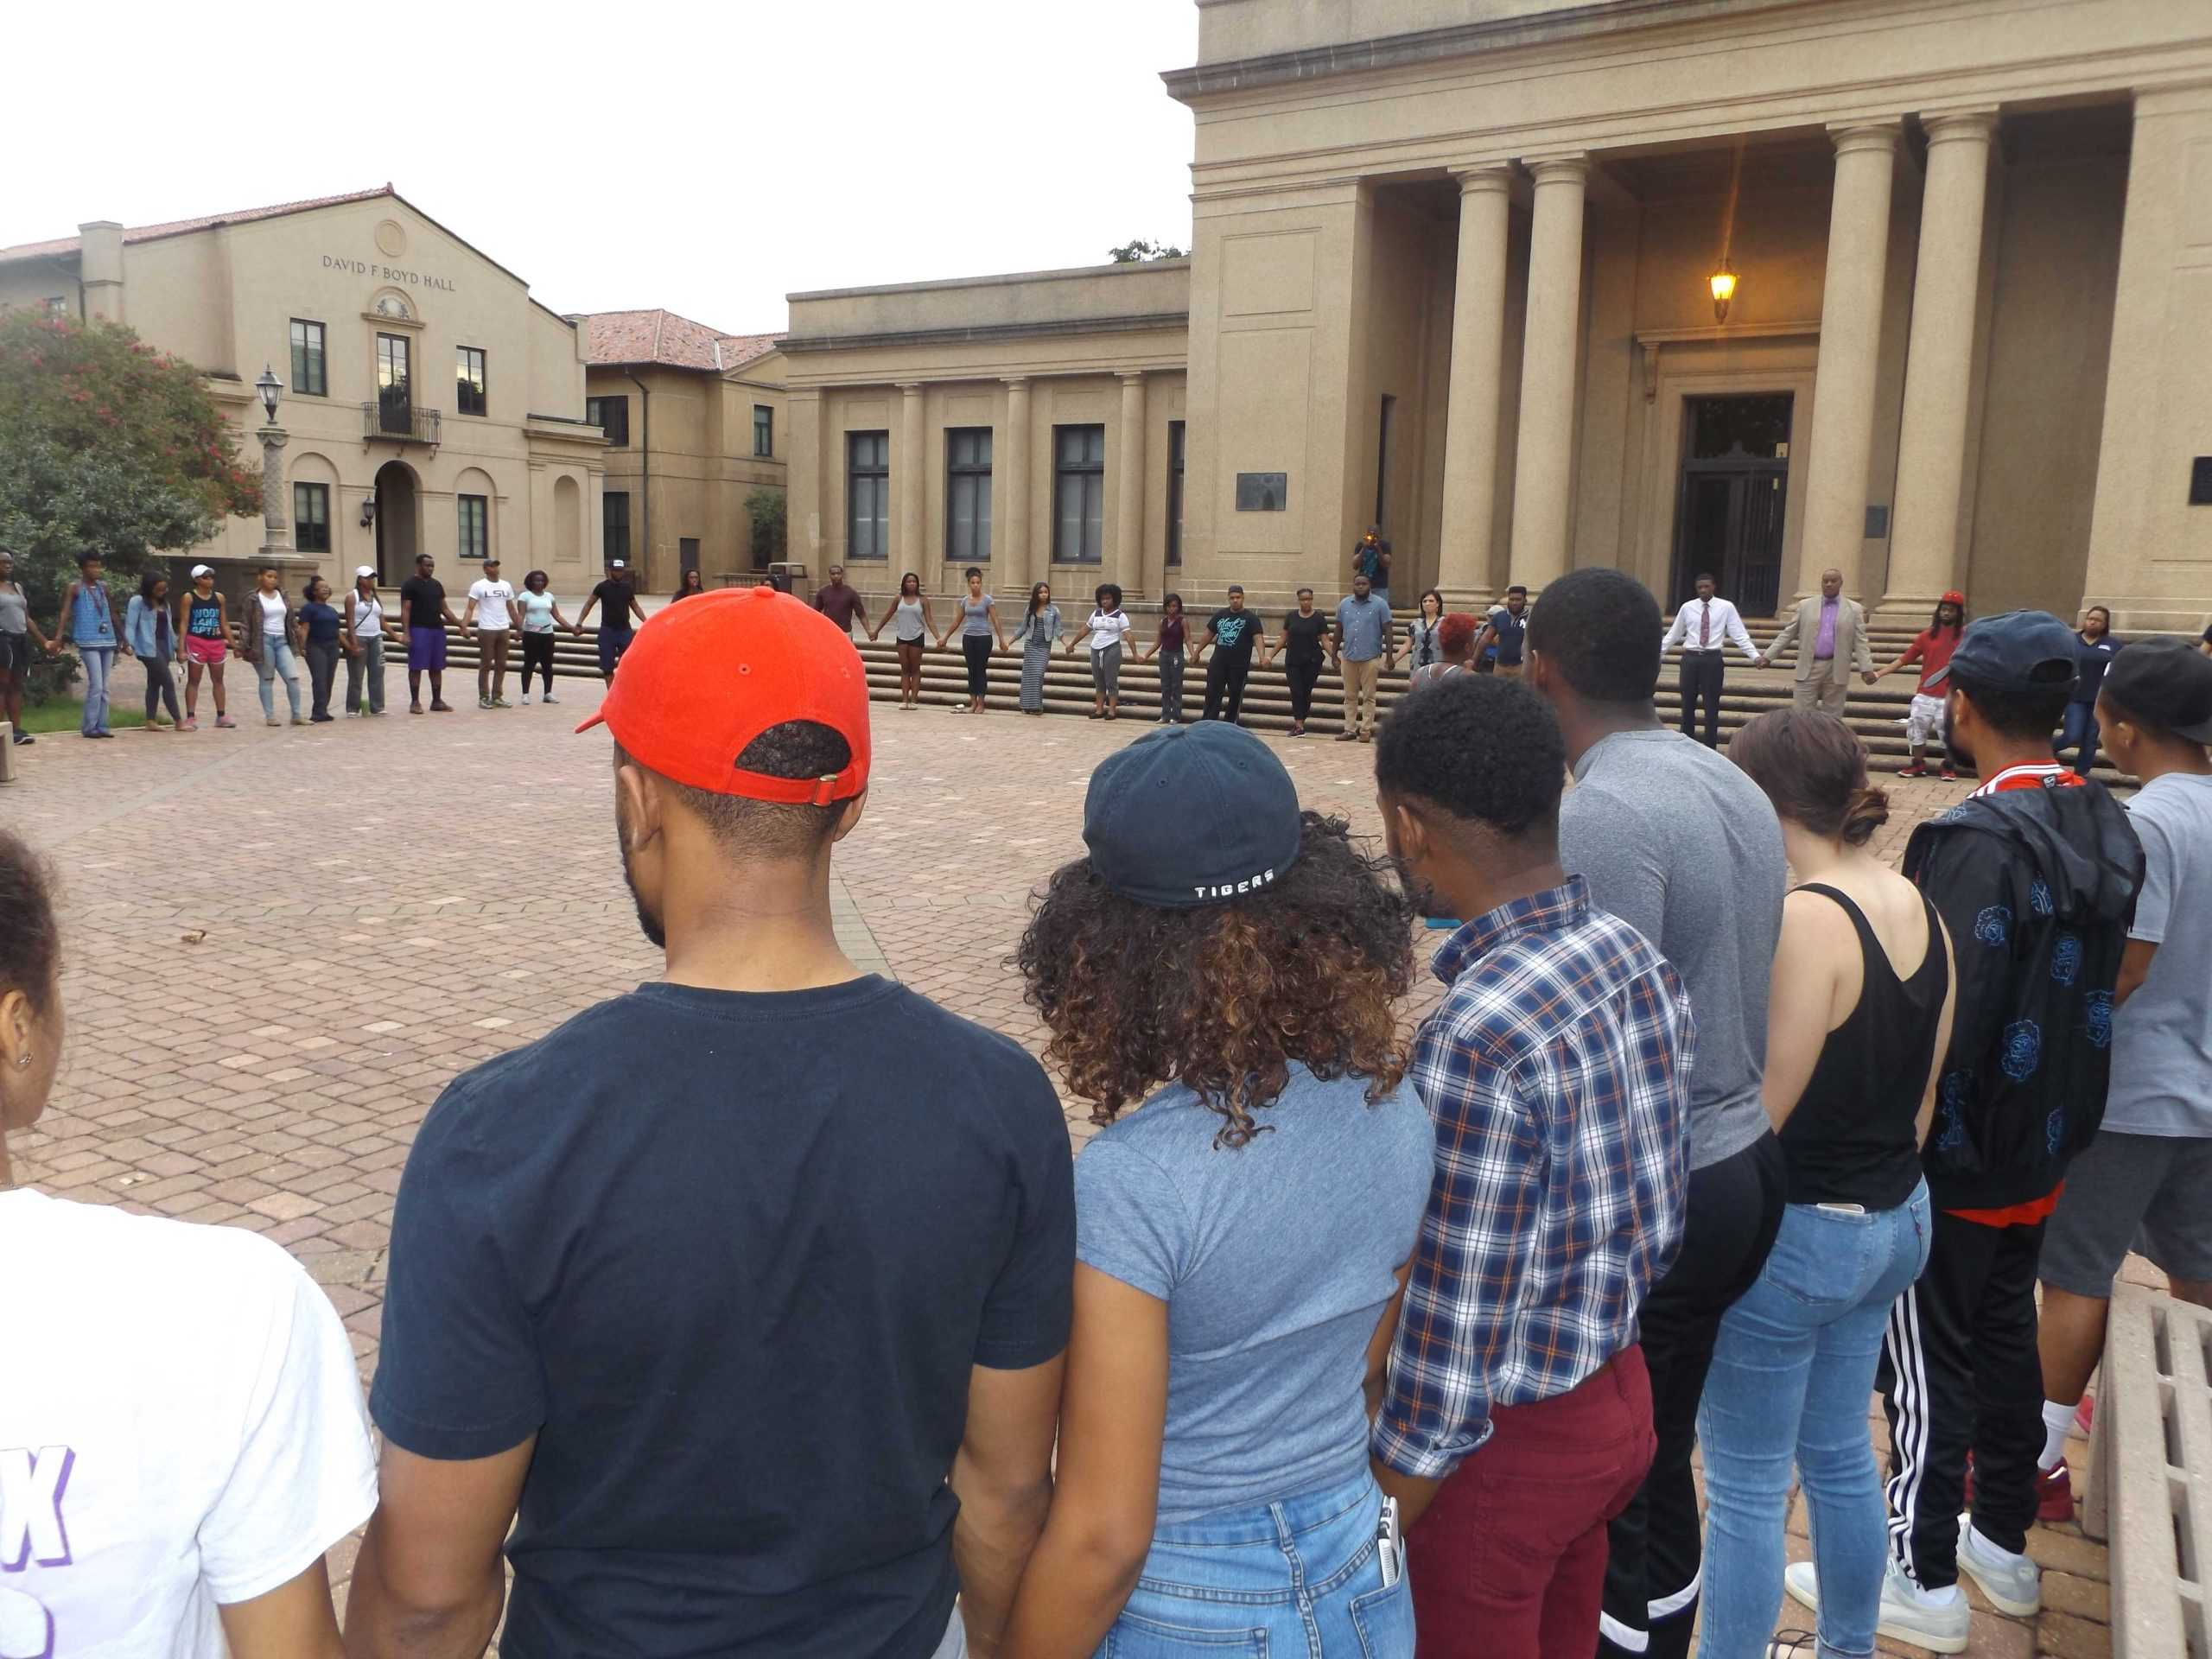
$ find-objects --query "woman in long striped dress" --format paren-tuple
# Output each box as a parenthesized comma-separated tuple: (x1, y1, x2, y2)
(1013, 582, 1064, 715)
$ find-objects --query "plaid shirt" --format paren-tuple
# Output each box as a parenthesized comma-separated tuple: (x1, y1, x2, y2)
(1373, 876, 1694, 1480)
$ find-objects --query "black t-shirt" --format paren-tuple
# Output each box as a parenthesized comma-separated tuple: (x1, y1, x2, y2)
(370, 976, 1076, 1659)
(593, 578, 637, 631)
(1280, 610, 1329, 664)
(1207, 607, 1260, 667)
(399, 576, 446, 629)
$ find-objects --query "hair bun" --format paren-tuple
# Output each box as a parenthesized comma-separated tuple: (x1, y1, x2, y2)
(1840, 785, 1891, 845)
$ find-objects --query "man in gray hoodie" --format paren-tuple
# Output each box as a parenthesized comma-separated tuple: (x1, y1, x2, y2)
(1528, 568, 1790, 1659)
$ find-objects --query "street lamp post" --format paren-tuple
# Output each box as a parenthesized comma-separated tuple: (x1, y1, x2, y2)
(254, 364, 291, 561)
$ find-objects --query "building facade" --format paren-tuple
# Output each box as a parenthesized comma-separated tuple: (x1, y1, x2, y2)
(0, 187, 606, 592)
(786, 0, 2212, 627)
(582, 310, 785, 594)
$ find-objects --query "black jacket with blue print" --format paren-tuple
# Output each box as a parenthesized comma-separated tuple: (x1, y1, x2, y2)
(1902, 773, 2143, 1211)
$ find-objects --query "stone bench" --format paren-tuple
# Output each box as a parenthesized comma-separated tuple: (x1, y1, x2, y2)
(2082, 1281, 2212, 1656)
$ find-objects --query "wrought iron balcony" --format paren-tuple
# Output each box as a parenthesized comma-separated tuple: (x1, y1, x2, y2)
(362, 398, 440, 445)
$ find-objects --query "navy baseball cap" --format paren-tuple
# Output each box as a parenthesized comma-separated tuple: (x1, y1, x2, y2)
(2102, 636, 2212, 742)
(1083, 721, 1302, 907)
(1923, 609, 2078, 696)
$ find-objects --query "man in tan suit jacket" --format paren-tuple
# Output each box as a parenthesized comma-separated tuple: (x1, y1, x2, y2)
(1759, 567, 1878, 713)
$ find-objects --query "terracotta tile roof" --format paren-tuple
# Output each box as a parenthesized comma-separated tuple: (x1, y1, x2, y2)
(582, 308, 783, 372)
(0, 186, 396, 265)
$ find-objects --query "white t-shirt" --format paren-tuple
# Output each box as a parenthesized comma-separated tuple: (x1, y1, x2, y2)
(518, 590, 558, 632)
(254, 590, 288, 634)
(1084, 610, 1132, 653)
(0, 1191, 378, 1656)
(350, 591, 385, 639)
(467, 578, 516, 630)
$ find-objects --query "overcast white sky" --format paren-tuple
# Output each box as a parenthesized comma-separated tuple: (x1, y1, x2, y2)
(7, 0, 1200, 334)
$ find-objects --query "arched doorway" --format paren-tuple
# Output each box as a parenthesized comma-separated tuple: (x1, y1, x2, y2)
(372, 461, 419, 582)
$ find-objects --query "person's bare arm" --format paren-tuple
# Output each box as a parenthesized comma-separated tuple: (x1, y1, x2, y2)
(1759, 888, 1851, 1134)
(1914, 918, 1961, 1148)
(343, 1437, 534, 1659)
(1363, 1262, 1414, 1424)
(997, 1268, 1163, 1659)
(949, 1353, 1065, 1658)
(2114, 937, 2159, 1007)
(220, 1555, 346, 1659)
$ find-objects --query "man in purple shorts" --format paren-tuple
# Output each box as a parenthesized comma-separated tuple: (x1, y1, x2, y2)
(400, 553, 461, 714)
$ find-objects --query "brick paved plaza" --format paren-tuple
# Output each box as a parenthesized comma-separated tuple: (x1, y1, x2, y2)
(3, 659, 2126, 1656)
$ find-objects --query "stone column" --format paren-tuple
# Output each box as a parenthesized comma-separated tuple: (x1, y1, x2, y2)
(898, 382, 925, 571)
(1439, 165, 1515, 602)
(1882, 111, 1999, 617)
(257, 427, 291, 557)
(1002, 378, 1032, 589)
(1799, 122, 1901, 598)
(1509, 156, 1590, 591)
(1116, 372, 1148, 596)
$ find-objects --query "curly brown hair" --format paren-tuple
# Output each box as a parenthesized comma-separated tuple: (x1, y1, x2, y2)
(1014, 812, 1414, 1148)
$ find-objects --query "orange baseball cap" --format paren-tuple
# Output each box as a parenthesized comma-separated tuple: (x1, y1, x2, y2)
(575, 585, 870, 804)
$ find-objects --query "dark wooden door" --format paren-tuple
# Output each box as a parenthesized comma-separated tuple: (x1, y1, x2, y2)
(1670, 394, 1793, 616)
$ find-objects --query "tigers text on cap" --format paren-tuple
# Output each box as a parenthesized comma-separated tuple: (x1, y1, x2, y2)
(575, 586, 870, 804)
(1923, 609, 2078, 696)
(1082, 721, 1302, 907)
(2103, 636, 2212, 743)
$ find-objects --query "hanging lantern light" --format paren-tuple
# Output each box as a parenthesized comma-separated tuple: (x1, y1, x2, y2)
(1709, 259, 1738, 324)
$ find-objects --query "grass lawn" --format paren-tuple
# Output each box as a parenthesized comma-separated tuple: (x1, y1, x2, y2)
(12, 701, 149, 735)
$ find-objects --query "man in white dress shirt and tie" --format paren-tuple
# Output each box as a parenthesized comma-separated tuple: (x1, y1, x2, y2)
(1662, 573, 1760, 747)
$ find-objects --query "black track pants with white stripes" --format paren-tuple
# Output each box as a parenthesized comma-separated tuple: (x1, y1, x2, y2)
(1876, 1206, 2049, 1589)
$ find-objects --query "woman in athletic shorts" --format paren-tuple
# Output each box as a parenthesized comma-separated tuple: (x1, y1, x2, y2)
(869, 572, 935, 711)
(0, 548, 52, 745)
(176, 563, 236, 730)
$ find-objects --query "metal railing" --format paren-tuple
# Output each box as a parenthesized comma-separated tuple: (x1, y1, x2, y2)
(361, 399, 440, 444)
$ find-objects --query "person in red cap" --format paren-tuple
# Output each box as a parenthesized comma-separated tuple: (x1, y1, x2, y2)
(1878, 590, 1969, 780)
(350, 586, 1076, 1659)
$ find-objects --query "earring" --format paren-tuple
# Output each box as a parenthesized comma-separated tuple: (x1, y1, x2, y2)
(13, 1055, 26, 1068)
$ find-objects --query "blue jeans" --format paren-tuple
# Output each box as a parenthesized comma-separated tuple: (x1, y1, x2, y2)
(1097, 1472, 1413, 1657)
(1697, 1183, 1933, 1659)
(77, 644, 114, 734)
(2056, 700, 2100, 776)
(255, 634, 302, 720)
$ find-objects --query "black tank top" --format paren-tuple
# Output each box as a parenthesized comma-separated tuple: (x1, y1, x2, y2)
(1779, 884, 1949, 1208)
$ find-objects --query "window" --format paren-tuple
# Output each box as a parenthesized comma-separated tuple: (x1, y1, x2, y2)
(45, 296, 69, 316)
(847, 431, 890, 560)
(376, 334, 411, 435)
(293, 482, 330, 553)
(455, 346, 487, 417)
(753, 405, 773, 458)
(945, 428, 993, 563)
(604, 492, 631, 563)
(457, 494, 488, 562)
(587, 395, 630, 448)
(289, 320, 327, 397)
(1166, 420, 1185, 568)
(1053, 424, 1105, 563)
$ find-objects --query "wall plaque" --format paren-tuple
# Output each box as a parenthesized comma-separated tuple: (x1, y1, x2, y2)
(1863, 505, 1889, 538)
(1236, 472, 1288, 512)
(2190, 456, 2212, 505)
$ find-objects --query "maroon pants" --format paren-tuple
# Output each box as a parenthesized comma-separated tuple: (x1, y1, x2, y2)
(1407, 1345, 1655, 1659)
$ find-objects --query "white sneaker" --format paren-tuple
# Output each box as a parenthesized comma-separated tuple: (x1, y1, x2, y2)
(542, 691, 559, 705)
(520, 693, 532, 705)
(1957, 1514, 2041, 1617)
(1784, 1557, 1969, 1655)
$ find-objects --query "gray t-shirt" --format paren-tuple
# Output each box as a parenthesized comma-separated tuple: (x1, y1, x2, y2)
(960, 595, 995, 637)
(1334, 594, 1390, 663)
(1560, 728, 1785, 1169)
(2106, 771, 2212, 1137)
(0, 583, 26, 634)
(1075, 1062, 1433, 1522)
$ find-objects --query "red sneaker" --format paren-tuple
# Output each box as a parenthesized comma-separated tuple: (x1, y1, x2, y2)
(1940, 765, 1959, 782)
(1897, 761, 1929, 779)
(2037, 1461, 2075, 1522)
